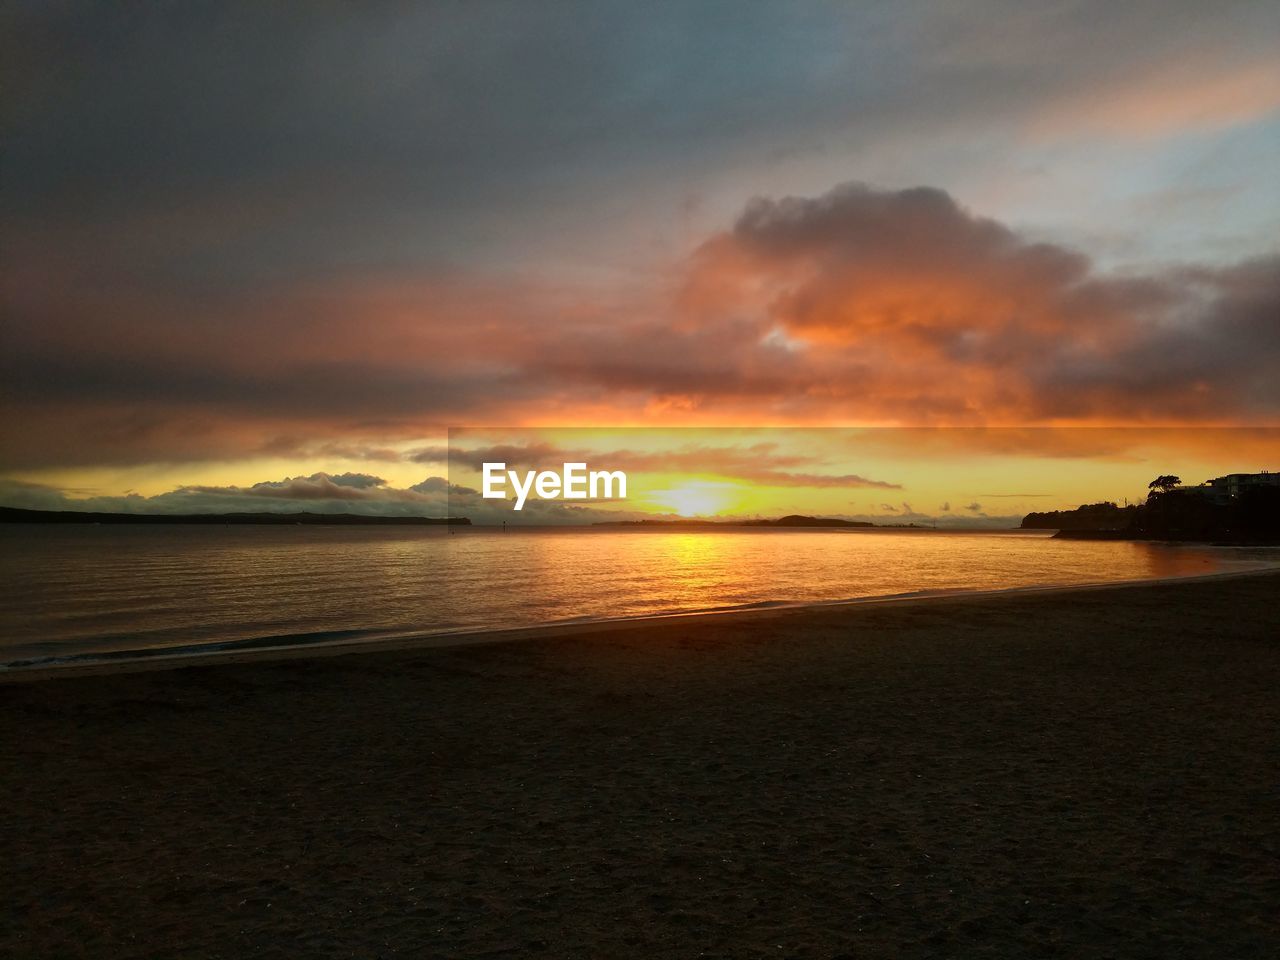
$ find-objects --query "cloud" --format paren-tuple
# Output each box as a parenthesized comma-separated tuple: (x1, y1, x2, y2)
(964, 502, 983, 513)
(4, 2, 1277, 498)
(0, 478, 85, 512)
(0, 471, 705, 526)
(268, 441, 405, 463)
(8, 2, 1274, 272)
(0, 472, 1055, 530)
(861, 499, 1014, 527)
(0, 473, 446, 517)
(1027, 52, 1280, 140)
(182, 472, 398, 502)
(1, 183, 1278, 473)
(680, 183, 1280, 423)
(844, 509, 1021, 530)
(409, 476, 479, 498)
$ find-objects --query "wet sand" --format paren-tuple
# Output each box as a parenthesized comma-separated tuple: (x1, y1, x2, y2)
(2, 573, 1278, 958)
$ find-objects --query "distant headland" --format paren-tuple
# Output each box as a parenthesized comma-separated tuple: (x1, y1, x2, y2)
(1022, 472, 1280, 544)
(595, 514, 894, 529)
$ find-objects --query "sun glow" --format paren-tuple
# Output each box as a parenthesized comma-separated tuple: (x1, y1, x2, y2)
(648, 481, 737, 518)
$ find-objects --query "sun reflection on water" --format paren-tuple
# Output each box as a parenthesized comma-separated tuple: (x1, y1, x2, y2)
(0, 525, 1274, 663)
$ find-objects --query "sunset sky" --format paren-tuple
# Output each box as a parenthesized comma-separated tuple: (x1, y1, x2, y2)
(2, 1, 1278, 520)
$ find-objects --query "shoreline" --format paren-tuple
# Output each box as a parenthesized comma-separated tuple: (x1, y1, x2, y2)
(4, 562, 1278, 681)
(4, 570, 1277, 958)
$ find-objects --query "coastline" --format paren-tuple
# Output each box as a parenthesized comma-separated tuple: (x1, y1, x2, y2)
(3, 571, 1277, 957)
(4, 562, 1278, 680)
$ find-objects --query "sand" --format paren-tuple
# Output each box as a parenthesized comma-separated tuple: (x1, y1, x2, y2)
(2, 573, 1278, 959)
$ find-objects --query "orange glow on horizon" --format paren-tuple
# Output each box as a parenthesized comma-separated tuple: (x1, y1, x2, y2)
(646, 481, 739, 518)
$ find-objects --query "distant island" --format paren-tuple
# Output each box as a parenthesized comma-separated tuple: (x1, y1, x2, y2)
(0, 507, 469, 526)
(1021, 472, 1280, 544)
(594, 514, 878, 528)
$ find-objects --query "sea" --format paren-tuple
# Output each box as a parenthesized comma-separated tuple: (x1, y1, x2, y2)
(2, 524, 1276, 669)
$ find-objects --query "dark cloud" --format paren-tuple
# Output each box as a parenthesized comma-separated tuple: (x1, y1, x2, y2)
(409, 477, 477, 497)
(179, 472, 391, 501)
(6, 1, 1274, 280)
(1, 1, 920, 283)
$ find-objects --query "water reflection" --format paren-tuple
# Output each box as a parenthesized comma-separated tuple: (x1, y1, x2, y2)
(0, 525, 1274, 664)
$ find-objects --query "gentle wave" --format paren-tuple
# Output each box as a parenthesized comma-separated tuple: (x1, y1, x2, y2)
(3, 524, 1279, 670)
(4, 562, 1278, 671)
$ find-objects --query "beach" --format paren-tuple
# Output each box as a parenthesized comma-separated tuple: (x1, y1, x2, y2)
(3, 573, 1278, 958)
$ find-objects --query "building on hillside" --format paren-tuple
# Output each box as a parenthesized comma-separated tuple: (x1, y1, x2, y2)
(1200, 471, 1280, 505)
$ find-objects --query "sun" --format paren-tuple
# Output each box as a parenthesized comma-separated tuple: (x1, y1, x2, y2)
(649, 481, 735, 518)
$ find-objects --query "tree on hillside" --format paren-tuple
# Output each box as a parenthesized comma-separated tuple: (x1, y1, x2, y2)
(1148, 475, 1181, 496)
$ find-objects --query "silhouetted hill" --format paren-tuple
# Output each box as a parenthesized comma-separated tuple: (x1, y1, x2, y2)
(0, 507, 468, 525)
(1021, 502, 1137, 531)
(753, 515, 877, 527)
(1128, 487, 1280, 543)
(593, 515, 876, 528)
(1024, 488, 1280, 544)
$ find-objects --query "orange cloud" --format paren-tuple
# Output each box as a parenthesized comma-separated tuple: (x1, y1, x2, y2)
(670, 184, 1279, 425)
(2, 184, 1277, 474)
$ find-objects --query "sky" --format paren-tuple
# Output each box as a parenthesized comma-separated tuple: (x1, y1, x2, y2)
(2, 1, 1278, 520)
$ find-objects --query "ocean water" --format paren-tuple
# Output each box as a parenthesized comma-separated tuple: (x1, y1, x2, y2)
(1, 524, 1275, 668)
